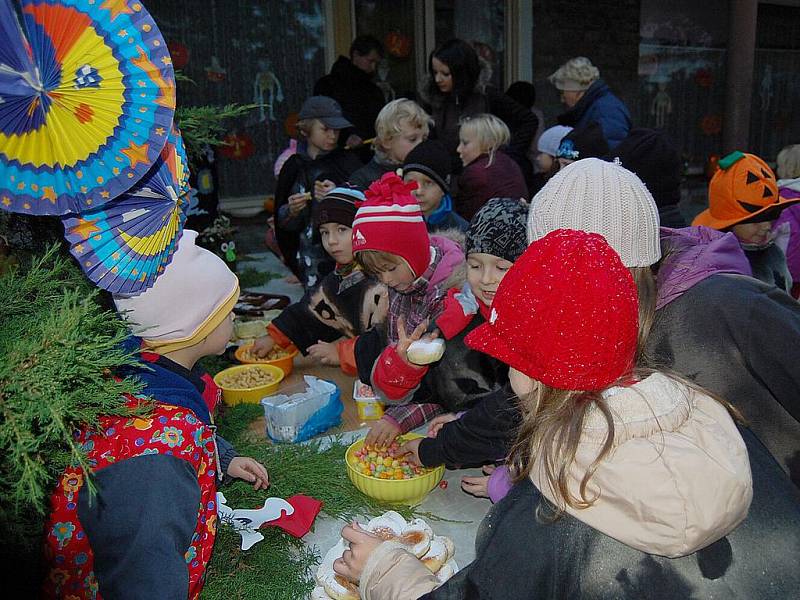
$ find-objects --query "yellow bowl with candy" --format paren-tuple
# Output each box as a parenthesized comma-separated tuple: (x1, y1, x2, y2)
(214, 364, 284, 406)
(235, 343, 298, 377)
(345, 434, 445, 505)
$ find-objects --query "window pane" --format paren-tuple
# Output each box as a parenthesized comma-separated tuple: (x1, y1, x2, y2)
(434, 0, 505, 90)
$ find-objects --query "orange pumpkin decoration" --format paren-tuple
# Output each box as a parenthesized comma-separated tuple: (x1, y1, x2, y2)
(692, 152, 800, 229)
(694, 68, 713, 88)
(167, 41, 190, 70)
(220, 133, 255, 160)
(385, 31, 412, 59)
(284, 112, 299, 137)
(700, 114, 722, 136)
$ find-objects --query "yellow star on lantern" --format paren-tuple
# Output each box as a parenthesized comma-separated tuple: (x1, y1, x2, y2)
(161, 56, 172, 66)
(100, 0, 133, 20)
(41, 187, 57, 204)
(101, 191, 110, 199)
(121, 141, 150, 169)
(75, 243, 85, 253)
(155, 127, 165, 136)
(70, 218, 101, 239)
(1, 196, 10, 207)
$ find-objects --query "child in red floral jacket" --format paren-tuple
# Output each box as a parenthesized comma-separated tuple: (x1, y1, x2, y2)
(43, 231, 269, 600)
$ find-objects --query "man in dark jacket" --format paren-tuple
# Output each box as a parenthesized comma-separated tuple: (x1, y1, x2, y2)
(314, 35, 387, 154)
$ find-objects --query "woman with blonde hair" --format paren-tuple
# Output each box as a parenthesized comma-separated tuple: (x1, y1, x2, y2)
(549, 56, 631, 148)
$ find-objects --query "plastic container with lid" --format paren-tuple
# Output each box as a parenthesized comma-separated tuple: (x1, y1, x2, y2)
(260, 376, 342, 442)
(353, 381, 384, 421)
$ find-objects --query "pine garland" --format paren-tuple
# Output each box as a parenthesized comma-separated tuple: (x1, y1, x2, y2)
(0, 246, 145, 520)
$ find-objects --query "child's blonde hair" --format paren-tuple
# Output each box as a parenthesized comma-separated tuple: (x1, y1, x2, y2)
(295, 118, 318, 137)
(776, 144, 800, 180)
(459, 113, 510, 166)
(355, 249, 403, 274)
(374, 99, 431, 149)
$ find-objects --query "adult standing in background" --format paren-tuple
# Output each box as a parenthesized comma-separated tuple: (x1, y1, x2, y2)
(423, 39, 538, 176)
(314, 35, 387, 156)
(550, 56, 631, 149)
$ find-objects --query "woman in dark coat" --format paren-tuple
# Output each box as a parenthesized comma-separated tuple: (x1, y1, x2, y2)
(423, 39, 537, 176)
(550, 56, 631, 149)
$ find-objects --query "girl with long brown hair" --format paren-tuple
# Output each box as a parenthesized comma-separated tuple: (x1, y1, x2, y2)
(328, 228, 800, 600)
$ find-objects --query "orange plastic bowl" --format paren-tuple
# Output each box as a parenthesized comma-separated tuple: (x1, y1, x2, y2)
(235, 343, 298, 377)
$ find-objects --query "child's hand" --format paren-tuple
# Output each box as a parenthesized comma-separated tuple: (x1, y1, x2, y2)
(333, 522, 383, 584)
(460, 464, 495, 499)
(365, 418, 401, 448)
(251, 335, 275, 358)
(227, 456, 270, 490)
(308, 340, 340, 366)
(287, 192, 310, 217)
(395, 315, 430, 368)
(345, 134, 363, 149)
(314, 179, 336, 201)
(426, 413, 458, 438)
(399, 437, 423, 466)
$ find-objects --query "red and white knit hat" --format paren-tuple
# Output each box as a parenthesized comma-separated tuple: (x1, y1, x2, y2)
(352, 172, 431, 277)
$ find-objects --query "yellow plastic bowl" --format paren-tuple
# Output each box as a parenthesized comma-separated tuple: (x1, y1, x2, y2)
(345, 434, 445, 505)
(235, 344, 298, 377)
(214, 364, 284, 406)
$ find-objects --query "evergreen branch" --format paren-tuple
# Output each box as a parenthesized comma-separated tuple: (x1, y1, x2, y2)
(175, 103, 258, 162)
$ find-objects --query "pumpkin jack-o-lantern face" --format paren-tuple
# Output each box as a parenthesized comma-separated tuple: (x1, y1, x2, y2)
(737, 165, 777, 214)
(691, 151, 800, 231)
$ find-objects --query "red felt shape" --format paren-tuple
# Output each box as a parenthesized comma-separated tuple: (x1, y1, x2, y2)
(262, 494, 323, 538)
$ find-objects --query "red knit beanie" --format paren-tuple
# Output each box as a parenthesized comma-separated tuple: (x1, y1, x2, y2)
(352, 172, 431, 277)
(465, 229, 638, 391)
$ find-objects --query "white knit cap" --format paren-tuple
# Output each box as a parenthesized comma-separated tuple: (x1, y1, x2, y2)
(527, 158, 661, 267)
(113, 230, 240, 353)
(537, 125, 573, 157)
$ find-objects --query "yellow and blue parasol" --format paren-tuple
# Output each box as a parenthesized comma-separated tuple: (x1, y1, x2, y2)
(62, 126, 189, 294)
(0, 0, 175, 215)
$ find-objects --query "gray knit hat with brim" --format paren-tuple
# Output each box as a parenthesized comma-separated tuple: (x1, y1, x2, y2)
(466, 198, 529, 263)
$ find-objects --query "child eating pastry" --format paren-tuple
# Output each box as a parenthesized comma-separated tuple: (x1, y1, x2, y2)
(351, 173, 465, 446)
(252, 187, 387, 374)
(358, 194, 526, 447)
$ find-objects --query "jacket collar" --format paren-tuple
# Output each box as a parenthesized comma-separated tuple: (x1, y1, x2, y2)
(656, 226, 752, 310)
(558, 79, 608, 125)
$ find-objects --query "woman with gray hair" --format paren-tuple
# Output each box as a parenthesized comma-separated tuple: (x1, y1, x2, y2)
(549, 56, 631, 148)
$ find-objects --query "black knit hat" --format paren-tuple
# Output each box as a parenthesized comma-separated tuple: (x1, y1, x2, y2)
(403, 140, 452, 194)
(605, 128, 681, 208)
(465, 198, 528, 263)
(557, 121, 609, 161)
(312, 187, 365, 228)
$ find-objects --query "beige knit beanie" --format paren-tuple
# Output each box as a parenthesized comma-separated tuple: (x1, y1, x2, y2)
(527, 158, 661, 267)
(548, 57, 600, 92)
(113, 230, 240, 353)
